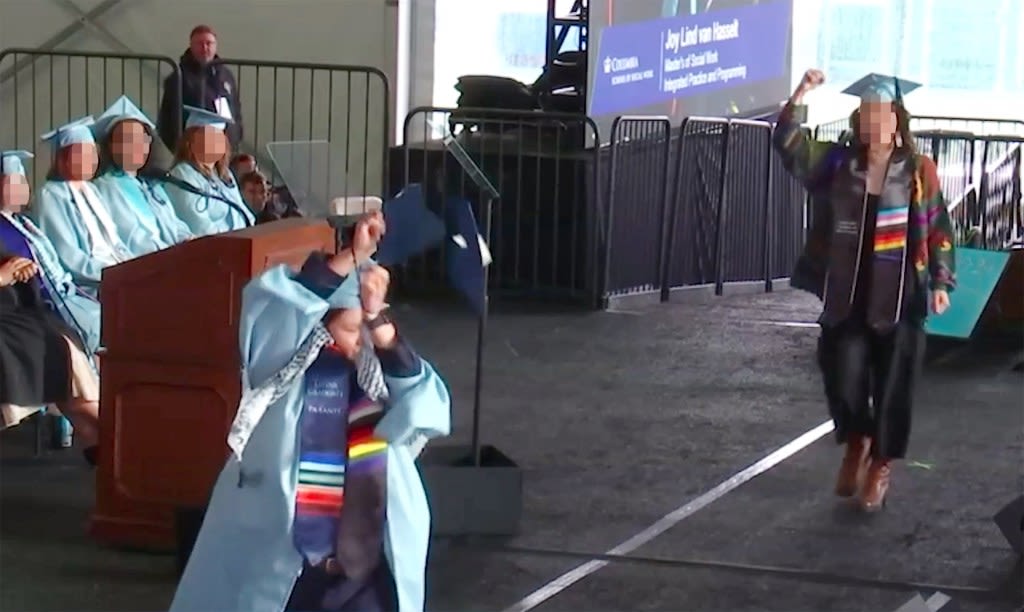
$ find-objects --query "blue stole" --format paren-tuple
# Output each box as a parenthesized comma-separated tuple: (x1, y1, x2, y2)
(294, 347, 351, 565)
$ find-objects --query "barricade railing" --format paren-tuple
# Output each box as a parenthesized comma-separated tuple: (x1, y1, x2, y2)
(815, 115, 1024, 141)
(977, 139, 1023, 249)
(657, 118, 804, 298)
(0, 48, 181, 188)
(664, 118, 731, 294)
(603, 116, 672, 303)
(397, 107, 602, 305)
(210, 58, 390, 200)
(947, 186, 981, 246)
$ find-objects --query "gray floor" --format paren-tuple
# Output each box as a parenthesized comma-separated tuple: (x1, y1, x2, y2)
(1, 288, 1021, 611)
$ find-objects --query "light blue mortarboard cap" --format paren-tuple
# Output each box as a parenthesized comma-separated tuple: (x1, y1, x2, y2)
(1, 150, 33, 176)
(40, 116, 97, 148)
(184, 105, 234, 131)
(94, 95, 156, 136)
(842, 73, 922, 103)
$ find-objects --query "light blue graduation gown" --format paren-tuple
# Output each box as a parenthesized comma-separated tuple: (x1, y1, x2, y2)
(3, 213, 101, 356)
(33, 180, 131, 297)
(164, 162, 256, 237)
(92, 169, 193, 257)
(170, 259, 451, 612)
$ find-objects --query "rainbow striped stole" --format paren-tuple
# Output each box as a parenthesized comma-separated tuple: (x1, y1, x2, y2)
(873, 200, 909, 260)
(294, 395, 387, 519)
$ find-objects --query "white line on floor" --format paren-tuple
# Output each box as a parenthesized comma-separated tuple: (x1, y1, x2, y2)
(746, 320, 821, 328)
(925, 591, 951, 611)
(501, 420, 836, 612)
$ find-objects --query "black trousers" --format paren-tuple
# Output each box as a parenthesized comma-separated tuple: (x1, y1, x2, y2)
(817, 319, 925, 459)
(285, 560, 397, 612)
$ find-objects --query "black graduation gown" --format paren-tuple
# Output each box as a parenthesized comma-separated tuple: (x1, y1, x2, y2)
(816, 194, 928, 459)
(0, 244, 82, 406)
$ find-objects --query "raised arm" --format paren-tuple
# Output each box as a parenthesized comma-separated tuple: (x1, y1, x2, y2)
(240, 249, 359, 388)
(358, 266, 451, 449)
(240, 211, 384, 386)
(773, 69, 840, 189)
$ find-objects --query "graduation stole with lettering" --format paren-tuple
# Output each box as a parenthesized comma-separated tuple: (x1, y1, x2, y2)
(292, 344, 388, 569)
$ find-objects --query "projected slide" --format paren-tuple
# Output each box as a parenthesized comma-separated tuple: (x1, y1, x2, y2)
(589, 0, 793, 128)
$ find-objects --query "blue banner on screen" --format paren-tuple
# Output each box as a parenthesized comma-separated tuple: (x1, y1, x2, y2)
(589, 0, 792, 117)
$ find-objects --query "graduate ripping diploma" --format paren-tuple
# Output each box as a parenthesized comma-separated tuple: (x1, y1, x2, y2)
(171, 211, 451, 612)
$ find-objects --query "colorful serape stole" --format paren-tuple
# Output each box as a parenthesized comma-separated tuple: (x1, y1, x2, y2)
(333, 388, 387, 580)
(292, 344, 388, 577)
(873, 202, 909, 262)
(293, 347, 350, 565)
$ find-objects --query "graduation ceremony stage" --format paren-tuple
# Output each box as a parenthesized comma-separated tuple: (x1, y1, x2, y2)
(2, 287, 1021, 612)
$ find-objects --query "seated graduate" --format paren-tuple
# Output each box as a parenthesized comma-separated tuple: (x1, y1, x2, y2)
(91, 95, 193, 256)
(0, 150, 101, 357)
(33, 116, 132, 298)
(0, 245, 101, 465)
(164, 105, 255, 236)
(171, 210, 452, 612)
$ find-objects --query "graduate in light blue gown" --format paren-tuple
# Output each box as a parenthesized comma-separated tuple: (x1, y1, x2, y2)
(171, 211, 451, 612)
(0, 150, 102, 357)
(32, 116, 132, 298)
(91, 95, 193, 256)
(164, 105, 255, 236)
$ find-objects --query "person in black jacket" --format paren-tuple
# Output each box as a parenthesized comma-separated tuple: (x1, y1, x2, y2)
(157, 25, 243, 152)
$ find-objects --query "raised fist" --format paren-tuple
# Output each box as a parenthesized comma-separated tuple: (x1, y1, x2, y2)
(799, 69, 826, 92)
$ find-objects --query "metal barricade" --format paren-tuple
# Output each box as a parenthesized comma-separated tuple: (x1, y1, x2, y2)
(768, 126, 808, 282)
(661, 117, 805, 297)
(399, 107, 602, 305)
(911, 116, 1024, 138)
(721, 120, 774, 288)
(815, 115, 1024, 142)
(914, 130, 978, 206)
(604, 116, 672, 303)
(211, 58, 390, 200)
(977, 138, 1023, 249)
(0, 48, 181, 187)
(664, 118, 731, 294)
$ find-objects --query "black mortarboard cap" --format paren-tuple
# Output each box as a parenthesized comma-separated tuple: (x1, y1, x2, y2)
(374, 184, 447, 266)
(444, 197, 490, 316)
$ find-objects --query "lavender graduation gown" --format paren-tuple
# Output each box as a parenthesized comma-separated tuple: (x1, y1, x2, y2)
(170, 256, 451, 612)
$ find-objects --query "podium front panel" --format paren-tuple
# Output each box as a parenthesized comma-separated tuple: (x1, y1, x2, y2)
(106, 359, 239, 508)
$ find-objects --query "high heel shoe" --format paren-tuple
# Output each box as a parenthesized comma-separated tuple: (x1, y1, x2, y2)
(835, 435, 871, 498)
(859, 458, 891, 512)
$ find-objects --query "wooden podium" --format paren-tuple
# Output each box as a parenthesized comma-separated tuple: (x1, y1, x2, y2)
(90, 219, 335, 550)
